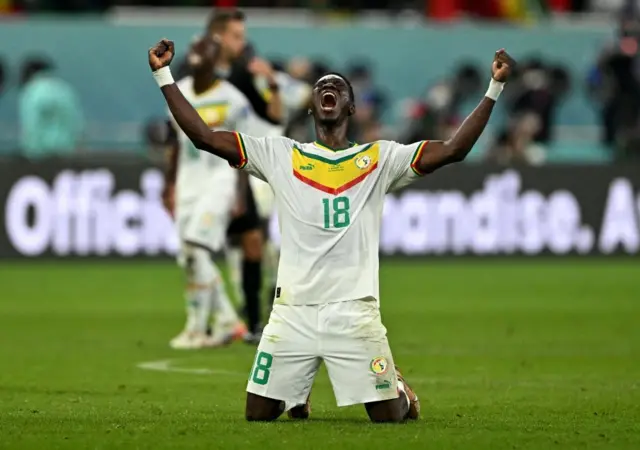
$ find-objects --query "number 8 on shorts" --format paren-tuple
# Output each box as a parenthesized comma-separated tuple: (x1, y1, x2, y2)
(250, 351, 273, 385)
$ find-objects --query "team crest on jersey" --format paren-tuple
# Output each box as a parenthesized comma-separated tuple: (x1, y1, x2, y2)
(200, 213, 214, 229)
(355, 154, 372, 170)
(370, 356, 389, 375)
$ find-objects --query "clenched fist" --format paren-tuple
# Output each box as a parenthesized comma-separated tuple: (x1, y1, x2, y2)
(491, 49, 516, 83)
(149, 39, 175, 72)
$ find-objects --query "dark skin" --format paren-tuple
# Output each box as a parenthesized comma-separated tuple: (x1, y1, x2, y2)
(149, 39, 515, 422)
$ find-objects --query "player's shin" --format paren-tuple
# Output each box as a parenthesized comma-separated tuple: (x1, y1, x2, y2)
(171, 246, 216, 349)
(209, 264, 247, 343)
(185, 286, 214, 335)
(225, 247, 244, 308)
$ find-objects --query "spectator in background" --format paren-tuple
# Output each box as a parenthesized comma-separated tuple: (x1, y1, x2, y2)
(587, 10, 640, 159)
(398, 63, 481, 144)
(347, 61, 385, 143)
(505, 58, 570, 145)
(485, 112, 546, 165)
(18, 56, 83, 158)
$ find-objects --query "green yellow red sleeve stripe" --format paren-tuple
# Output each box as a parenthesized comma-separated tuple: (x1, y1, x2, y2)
(231, 132, 248, 169)
(410, 141, 429, 176)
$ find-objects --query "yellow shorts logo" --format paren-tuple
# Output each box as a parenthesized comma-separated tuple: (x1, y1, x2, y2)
(370, 356, 388, 375)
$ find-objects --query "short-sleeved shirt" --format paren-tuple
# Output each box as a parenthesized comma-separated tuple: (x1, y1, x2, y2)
(170, 76, 256, 204)
(231, 135, 429, 305)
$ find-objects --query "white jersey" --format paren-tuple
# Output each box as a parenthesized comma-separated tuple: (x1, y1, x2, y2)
(231, 134, 428, 305)
(171, 76, 255, 204)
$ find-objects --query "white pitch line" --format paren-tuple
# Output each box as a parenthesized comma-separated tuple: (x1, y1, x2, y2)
(136, 359, 637, 390)
(137, 359, 246, 376)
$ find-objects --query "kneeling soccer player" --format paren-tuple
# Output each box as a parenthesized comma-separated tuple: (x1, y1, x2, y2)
(149, 38, 514, 421)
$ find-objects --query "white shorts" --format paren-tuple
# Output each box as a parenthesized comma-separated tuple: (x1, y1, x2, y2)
(175, 181, 236, 253)
(246, 298, 399, 410)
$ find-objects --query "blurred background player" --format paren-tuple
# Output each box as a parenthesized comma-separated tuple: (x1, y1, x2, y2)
(201, 9, 301, 341)
(207, 10, 268, 342)
(229, 44, 312, 317)
(163, 34, 255, 349)
(172, 9, 271, 343)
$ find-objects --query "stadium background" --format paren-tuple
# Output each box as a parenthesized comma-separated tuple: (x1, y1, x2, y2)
(0, 2, 639, 449)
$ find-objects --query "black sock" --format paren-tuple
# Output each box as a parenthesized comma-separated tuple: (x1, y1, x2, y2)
(242, 260, 262, 334)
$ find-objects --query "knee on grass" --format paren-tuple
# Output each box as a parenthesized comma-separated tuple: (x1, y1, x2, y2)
(365, 398, 408, 424)
(245, 394, 284, 422)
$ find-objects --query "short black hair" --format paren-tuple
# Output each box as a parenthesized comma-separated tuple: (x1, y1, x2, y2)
(207, 9, 245, 34)
(318, 72, 355, 103)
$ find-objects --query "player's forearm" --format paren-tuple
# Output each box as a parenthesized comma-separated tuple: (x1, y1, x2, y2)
(266, 88, 284, 124)
(159, 84, 241, 165)
(443, 96, 496, 162)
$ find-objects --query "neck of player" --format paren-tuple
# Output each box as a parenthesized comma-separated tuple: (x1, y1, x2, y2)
(192, 66, 217, 95)
(314, 120, 350, 150)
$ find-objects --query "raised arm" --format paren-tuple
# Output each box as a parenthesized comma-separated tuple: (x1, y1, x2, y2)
(248, 58, 284, 124)
(415, 49, 515, 174)
(148, 39, 242, 166)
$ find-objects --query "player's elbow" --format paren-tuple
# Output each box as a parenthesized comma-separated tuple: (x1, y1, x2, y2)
(191, 133, 221, 154)
(445, 141, 468, 163)
(191, 136, 209, 151)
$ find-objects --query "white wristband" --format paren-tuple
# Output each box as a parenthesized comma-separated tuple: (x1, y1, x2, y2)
(485, 78, 505, 101)
(153, 67, 174, 88)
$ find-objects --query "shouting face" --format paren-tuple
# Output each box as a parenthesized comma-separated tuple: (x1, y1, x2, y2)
(311, 74, 355, 125)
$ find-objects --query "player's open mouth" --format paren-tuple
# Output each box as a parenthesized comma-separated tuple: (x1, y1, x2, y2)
(320, 91, 337, 110)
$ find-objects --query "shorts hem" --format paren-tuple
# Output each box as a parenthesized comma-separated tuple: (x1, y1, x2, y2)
(246, 387, 298, 411)
(336, 391, 399, 408)
(182, 238, 218, 254)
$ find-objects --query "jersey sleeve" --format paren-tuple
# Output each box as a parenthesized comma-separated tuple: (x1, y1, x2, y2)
(381, 140, 429, 192)
(230, 132, 283, 182)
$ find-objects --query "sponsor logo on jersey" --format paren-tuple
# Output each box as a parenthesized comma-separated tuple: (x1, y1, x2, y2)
(375, 380, 392, 390)
(370, 356, 389, 375)
(299, 163, 315, 171)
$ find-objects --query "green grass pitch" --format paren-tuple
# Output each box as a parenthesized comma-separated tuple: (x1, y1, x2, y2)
(0, 260, 639, 449)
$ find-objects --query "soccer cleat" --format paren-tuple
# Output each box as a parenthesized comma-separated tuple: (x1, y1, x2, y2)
(208, 321, 246, 348)
(242, 330, 262, 346)
(395, 366, 420, 420)
(287, 394, 311, 420)
(232, 322, 248, 341)
(169, 330, 219, 350)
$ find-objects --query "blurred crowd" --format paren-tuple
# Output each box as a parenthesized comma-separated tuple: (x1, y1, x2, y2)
(2, 2, 640, 164)
(0, 0, 593, 14)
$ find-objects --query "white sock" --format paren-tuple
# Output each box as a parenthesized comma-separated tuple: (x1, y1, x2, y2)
(225, 247, 244, 307)
(397, 380, 410, 409)
(183, 246, 216, 334)
(185, 287, 213, 334)
(209, 264, 240, 327)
